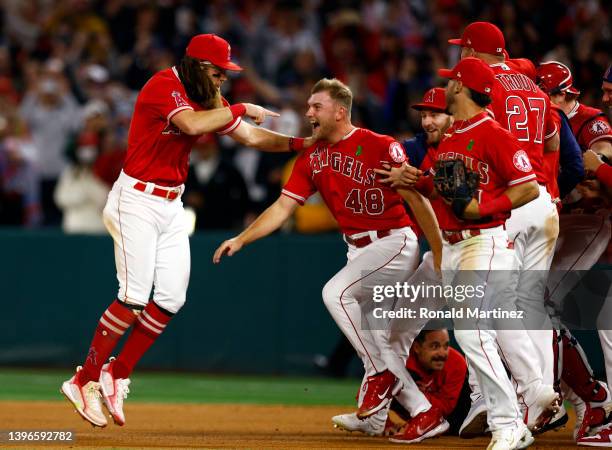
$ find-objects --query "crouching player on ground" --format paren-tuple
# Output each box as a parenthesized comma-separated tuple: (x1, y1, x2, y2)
(333, 328, 469, 437)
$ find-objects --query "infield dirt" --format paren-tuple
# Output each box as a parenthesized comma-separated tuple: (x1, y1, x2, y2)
(1, 401, 578, 448)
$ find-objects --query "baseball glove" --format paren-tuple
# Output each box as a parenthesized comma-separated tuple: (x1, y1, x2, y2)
(433, 159, 481, 218)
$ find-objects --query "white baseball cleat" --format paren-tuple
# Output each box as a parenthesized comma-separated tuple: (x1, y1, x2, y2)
(99, 359, 131, 426)
(525, 384, 561, 432)
(487, 422, 534, 450)
(332, 409, 387, 436)
(459, 396, 488, 438)
(60, 366, 107, 427)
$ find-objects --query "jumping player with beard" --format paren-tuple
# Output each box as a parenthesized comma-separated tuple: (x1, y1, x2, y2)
(60, 34, 314, 428)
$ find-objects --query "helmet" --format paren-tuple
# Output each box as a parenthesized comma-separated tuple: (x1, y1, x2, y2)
(536, 61, 580, 95)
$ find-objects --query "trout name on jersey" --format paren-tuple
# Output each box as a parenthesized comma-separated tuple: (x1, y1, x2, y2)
(495, 71, 538, 93)
(308, 144, 376, 185)
(437, 151, 490, 184)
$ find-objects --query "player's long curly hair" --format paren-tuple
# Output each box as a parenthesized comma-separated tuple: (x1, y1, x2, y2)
(177, 56, 219, 109)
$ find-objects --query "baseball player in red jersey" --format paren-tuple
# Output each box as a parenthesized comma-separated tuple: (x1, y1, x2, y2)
(583, 65, 612, 186)
(448, 22, 561, 435)
(578, 64, 612, 447)
(60, 34, 314, 428)
(332, 88, 452, 443)
(506, 58, 565, 207)
(332, 328, 469, 438)
(214, 78, 448, 444)
(536, 61, 612, 445)
(424, 57, 541, 450)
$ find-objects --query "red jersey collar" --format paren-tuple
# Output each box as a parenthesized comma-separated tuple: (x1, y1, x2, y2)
(450, 111, 491, 134)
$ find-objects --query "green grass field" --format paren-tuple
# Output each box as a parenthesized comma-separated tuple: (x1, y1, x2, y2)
(0, 368, 359, 405)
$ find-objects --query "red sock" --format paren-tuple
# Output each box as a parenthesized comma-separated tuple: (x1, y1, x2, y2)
(113, 302, 173, 379)
(77, 300, 138, 385)
(562, 332, 607, 402)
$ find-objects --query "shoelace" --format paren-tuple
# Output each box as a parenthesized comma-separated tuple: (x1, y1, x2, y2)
(84, 382, 104, 413)
(115, 379, 131, 409)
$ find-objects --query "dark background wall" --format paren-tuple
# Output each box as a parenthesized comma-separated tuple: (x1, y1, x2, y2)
(0, 230, 606, 379)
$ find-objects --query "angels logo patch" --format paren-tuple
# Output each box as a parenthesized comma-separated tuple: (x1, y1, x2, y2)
(589, 120, 610, 136)
(389, 141, 406, 163)
(513, 150, 532, 172)
(171, 91, 189, 108)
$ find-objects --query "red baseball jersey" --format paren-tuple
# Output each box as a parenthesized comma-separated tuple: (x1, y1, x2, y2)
(406, 347, 467, 417)
(419, 151, 455, 230)
(542, 106, 563, 203)
(430, 112, 537, 230)
(489, 62, 557, 185)
(123, 67, 240, 186)
(282, 128, 412, 235)
(566, 102, 612, 151)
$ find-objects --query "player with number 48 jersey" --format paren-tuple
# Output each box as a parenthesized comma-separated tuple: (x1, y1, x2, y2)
(283, 128, 410, 235)
(214, 78, 445, 445)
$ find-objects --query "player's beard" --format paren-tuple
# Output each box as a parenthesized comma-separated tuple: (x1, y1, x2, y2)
(425, 129, 441, 146)
(425, 116, 452, 147)
(177, 56, 219, 109)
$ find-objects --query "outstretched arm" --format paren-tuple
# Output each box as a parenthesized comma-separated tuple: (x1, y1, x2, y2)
(229, 119, 315, 152)
(213, 195, 299, 263)
(171, 103, 279, 135)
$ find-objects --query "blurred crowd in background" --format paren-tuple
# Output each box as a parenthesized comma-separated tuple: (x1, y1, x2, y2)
(0, 0, 609, 232)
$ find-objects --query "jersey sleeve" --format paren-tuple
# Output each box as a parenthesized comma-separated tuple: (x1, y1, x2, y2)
(578, 116, 612, 149)
(544, 99, 558, 140)
(491, 130, 537, 186)
(140, 77, 194, 123)
(379, 136, 407, 167)
(216, 97, 242, 135)
(281, 151, 316, 205)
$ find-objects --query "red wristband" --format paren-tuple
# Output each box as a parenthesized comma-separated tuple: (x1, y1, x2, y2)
(289, 137, 305, 151)
(229, 103, 246, 120)
(596, 163, 612, 189)
(416, 174, 434, 197)
(478, 194, 512, 217)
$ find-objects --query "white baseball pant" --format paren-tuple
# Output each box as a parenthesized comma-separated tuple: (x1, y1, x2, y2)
(322, 227, 419, 395)
(442, 226, 522, 432)
(503, 185, 559, 389)
(103, 171, 191, 314)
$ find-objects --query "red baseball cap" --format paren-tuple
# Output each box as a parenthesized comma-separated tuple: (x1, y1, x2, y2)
(186, 34, 243, 71)
(438, 57, 495, 95)
(448, 21, 505, 56)
(412, 87, 447, 112)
